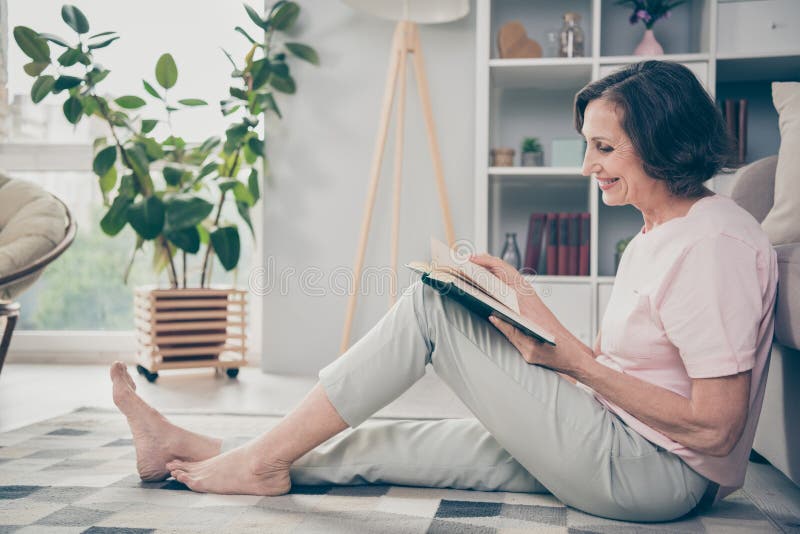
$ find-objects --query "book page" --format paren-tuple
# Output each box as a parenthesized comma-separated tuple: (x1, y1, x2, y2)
(429, 237, 520, 314)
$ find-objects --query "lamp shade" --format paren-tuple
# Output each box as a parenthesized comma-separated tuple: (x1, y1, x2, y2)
(342, 0, 469, 24)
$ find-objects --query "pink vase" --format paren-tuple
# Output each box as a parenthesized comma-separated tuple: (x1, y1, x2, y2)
(634, 29, 664, 56)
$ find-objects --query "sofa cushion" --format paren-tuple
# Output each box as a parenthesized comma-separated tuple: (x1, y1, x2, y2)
(0, 177, 68, 300)
(761, 82, 800, 245)
(730, 156, 777, 224)
(775, 243, 800, 351)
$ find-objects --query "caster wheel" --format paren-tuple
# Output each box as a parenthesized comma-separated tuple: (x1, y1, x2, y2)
(144, 370, 159, 383)
(226, 368, 239, 379)
(136, 365, 147, 376)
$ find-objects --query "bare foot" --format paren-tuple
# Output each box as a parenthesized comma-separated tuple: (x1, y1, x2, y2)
(110, 362, 222, 481)
(166, 444, 292, 496)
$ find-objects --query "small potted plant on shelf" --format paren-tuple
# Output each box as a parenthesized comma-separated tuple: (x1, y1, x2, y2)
(14, 2, 318, 382)
(616, 0, 687, 56)
(520, 137, 543, 167)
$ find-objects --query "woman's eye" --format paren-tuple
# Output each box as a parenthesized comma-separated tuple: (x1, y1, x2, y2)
(597, 144, 613, 153)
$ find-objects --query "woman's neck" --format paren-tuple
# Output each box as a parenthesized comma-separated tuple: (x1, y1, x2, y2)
(638, 187, 714, 233)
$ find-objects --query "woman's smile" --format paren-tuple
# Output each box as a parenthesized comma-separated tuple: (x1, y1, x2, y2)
(596, 176, 621, 191)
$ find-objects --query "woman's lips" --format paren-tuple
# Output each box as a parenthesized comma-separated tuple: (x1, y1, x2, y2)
(597, 177, 620, 191)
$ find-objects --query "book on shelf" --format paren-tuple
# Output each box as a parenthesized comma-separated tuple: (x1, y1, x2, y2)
(523, 213, 546, 274)
(557, 213, 569, 276)
(567, 213, 580, 276)
(578, 212, 590, 276)
(405, 237, 556, 345)
(723, 98, 748, 164)
(545, 212, 559, 275)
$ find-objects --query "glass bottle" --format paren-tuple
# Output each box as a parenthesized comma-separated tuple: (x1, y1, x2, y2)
(500, 232, 521, 270)
(558, 12, 585, 58)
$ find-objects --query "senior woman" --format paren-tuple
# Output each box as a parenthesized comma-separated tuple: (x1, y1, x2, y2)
(110, 61, 778, 522)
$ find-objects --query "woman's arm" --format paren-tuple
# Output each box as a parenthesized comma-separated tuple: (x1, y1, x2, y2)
(488, 317, 751, 457)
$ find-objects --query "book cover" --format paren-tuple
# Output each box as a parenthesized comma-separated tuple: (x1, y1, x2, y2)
(738, 98, 747, 164)
(724, 99, 738, 143)
(545, 213, 558, 275)
(578, 212, 590, 276)
(405, 237, 556, 346)
(523, 213, 546, 275)
(557, 213, 569, 276)
(567, 213, 579, 276)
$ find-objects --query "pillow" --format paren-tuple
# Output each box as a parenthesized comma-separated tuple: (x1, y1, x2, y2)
(761, 82, 800, 245)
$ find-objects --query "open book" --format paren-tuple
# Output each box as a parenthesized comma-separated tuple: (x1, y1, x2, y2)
(405, 237, 556, 346)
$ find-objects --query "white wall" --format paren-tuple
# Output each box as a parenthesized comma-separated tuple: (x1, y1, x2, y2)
(260, 1, 476, 375)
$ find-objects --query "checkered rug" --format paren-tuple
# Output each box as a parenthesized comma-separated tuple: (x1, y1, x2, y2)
(0, 408, 778, 533)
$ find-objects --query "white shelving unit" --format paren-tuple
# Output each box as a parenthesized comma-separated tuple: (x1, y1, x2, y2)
(475, 0, 800, 346)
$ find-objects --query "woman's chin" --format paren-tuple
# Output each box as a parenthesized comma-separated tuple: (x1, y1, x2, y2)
(601, 192, 625, 206)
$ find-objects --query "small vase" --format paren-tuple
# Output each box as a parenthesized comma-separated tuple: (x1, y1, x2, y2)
(500, 232, 521, 270)
(634, 29, 663, 56)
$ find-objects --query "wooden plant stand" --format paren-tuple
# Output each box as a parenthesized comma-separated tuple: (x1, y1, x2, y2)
(134, 287, 247, 382)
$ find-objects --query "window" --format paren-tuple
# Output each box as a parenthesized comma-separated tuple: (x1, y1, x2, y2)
(1, 1, 263, 350)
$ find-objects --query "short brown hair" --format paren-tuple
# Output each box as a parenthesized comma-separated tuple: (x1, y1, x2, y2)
(574, 61, 738, 198)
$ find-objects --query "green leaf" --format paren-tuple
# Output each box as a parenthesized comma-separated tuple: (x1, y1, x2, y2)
(224, 122, 249, 152)
(270, 2, 300, 30)
(139, 138, 165, 160)
(115, 95, 146, 109)
(86, 68, 109, 86)
(270, 74, 295, 94)
(88, 36, 120, 49)
(162, 166, 185, 186)
(38, 32, 69, 47)
(89, 30, 116, 39)
(234, 26, 258, 44)
(82, 97, 98, 116)
(211, 226, 240, 271)
(166, 226, 200, 253)
(233, 180, 255, 206)
(141, 119, 158, 134)
(244, 4, 269, 31)
(197, 161, 219, 181)
(164, 195, 214, 230)
(31, 75, 55, 103)
(119, 174, 139, 198)
(250, 58, 271, 89)
(247, 136, 265, 158)
(77, 52, 92, 65)
(93, 145, 117, 177)
(125, 145, 152, 183)
(23, 61, 49, 77)
(236, 200, 255, 238)
(13, 26, 50, 62)
(229, 87, 248, 100)
(63, 96, 83, 124)
(155, 53, 178, 90)
(99, 166, 117, 194)
(57, 47, 81, 66)
(53, 75, 82, 92)
(178, 98, 207, 106)
(198, 136, 221, 154)
(61, 5, 90, 34)
(142, 80, 162, 100)
(101, 194, 132, 236)
(285, 42, 319, 65)
(127, 195, 165, 240)
(248, 168, 260, 203)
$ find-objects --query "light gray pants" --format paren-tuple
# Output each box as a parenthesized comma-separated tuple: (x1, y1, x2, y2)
(289, 280, 709, 522)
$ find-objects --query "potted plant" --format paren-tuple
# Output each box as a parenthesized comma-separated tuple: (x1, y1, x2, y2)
(14, 2, 318, 381)
(520, 137, 543, 166)
(616, 0, 687, 56)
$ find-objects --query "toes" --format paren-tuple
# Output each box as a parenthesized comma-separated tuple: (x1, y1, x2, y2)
(166, 460, 185, 471)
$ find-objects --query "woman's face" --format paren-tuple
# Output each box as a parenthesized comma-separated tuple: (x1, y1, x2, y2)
(580, 98, 661, 207)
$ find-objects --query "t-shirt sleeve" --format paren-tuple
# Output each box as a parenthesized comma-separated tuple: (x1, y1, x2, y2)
(656, 235, 762, 379)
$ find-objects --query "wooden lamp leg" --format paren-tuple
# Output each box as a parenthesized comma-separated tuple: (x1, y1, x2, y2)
(409, 24, 456, 247)
(339, 22, 406, 354)
(389, 42, 409, 307)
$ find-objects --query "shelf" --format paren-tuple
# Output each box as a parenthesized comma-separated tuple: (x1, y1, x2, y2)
(489, 58, 593, 90)
(489, 166, 584, 176)
(716, 54, 800, 83)
(597, 276, 615, 285)
(598, 53, 709, 65)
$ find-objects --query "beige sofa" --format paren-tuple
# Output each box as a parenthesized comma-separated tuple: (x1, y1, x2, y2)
(730, 155, 800, 487)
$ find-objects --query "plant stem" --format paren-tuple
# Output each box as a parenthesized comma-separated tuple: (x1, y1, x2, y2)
(199, 188, 228, 288)
(182, 250, 187, 288)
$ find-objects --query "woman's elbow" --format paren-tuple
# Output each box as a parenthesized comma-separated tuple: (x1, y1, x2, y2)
(703, 424, 745, 457)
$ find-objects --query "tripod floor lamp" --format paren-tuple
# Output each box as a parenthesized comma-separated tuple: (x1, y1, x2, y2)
(339, 0, 469, 354)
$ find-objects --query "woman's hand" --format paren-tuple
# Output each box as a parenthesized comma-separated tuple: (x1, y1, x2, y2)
(468, 253, 564, 335)
(488, 315, 592, 376)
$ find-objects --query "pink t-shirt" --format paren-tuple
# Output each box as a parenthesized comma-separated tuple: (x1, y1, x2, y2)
(584, 194, 778, 501)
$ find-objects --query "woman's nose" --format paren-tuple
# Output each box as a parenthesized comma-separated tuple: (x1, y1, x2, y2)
(581, 149, 597, 177)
